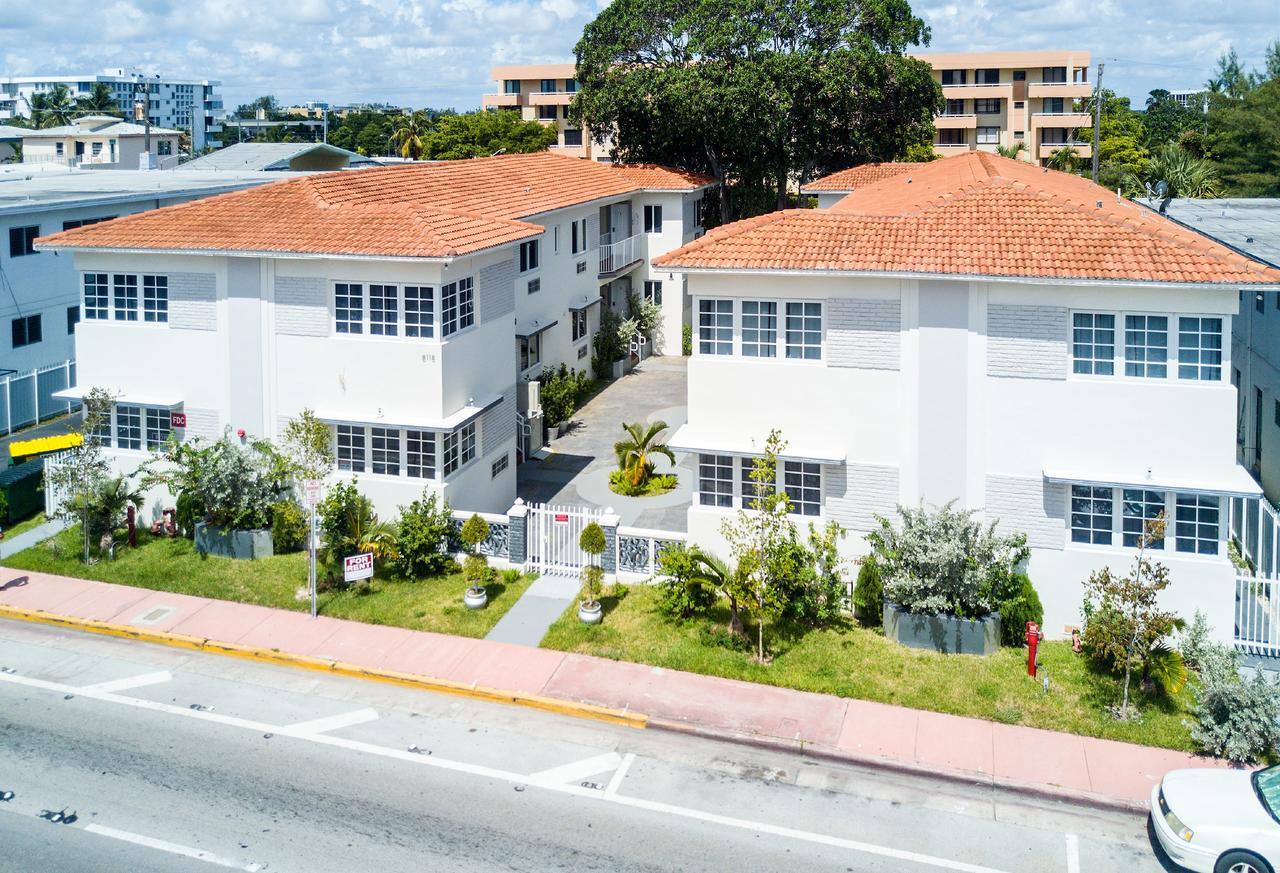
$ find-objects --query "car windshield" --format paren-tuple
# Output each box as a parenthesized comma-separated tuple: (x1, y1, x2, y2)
(1254, 766, 1280, 823)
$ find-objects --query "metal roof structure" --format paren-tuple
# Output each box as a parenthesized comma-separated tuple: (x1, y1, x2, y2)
(1154, 198, 1280, 270)
(178, 142, 379, 173)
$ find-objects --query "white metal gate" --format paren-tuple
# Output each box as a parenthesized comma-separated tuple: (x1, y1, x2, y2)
(526, 502, 596, 577)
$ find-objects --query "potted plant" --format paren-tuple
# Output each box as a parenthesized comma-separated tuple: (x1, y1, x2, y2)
(578, 521, 606, 624)
(461, 513, 491, 609)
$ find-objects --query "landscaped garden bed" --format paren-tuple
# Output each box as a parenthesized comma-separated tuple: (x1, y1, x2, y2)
(1, 525, 533, 639)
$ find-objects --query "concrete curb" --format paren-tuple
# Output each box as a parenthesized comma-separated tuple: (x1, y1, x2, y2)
(0, 604, 647, 730)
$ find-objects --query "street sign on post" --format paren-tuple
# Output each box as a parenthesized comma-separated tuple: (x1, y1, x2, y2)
(303, 480, 323, 619)
(303, 479, 323, 507)
(343, 552, 374, 583)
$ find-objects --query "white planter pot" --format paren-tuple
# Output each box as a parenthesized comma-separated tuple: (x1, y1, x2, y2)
(464, 587, 488, 610)
(578, 600, 603, 624)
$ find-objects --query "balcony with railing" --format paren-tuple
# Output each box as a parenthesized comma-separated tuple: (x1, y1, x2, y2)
(938, 82, 1013, 100)
(1031, 111, 1092, 128)
(934, 113, 977, 129)
(528, 91, 574, 106)
(932, 142, 972, 155)
(1037, 141, 1092, 159)
(1028, 81, 1092, 99)
(482, 92, 522, 108)
(598, 232, 645, 279)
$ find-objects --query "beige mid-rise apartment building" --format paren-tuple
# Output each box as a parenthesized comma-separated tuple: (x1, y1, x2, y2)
(484, 50, 1092, 165)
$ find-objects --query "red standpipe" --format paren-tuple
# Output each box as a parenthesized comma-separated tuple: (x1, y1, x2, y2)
(1026, 621, 1041, 677)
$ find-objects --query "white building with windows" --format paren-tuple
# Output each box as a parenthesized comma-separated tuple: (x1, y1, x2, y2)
(38, 153, 711, 515)
(655, 153, 1280, 643)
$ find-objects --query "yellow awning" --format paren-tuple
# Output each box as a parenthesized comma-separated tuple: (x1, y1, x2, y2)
(9, 432, 83, 458)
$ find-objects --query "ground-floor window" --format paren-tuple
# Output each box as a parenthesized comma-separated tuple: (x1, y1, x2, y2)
(145, 408, 171, 450)
(407, 430, 435, 479)
(1070, 485, 1114, 544)
(336, 424, 366, 472)
(1175, 494, 1220, 555)
(115, 405, 142, 451)
(697, 453, 733, 507)
(1066, 484, 1220, 556)
(335, 421, 477, 480)
(699, 453, 821, 517)
(371, 427, 400, 475)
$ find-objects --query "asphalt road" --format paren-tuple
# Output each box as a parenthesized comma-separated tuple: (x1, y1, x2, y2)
(0, 619, 1175, 873)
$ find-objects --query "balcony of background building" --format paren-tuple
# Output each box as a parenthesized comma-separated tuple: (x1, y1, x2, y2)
(482, 93, 522, 108)
(1031, 112, 1092, 129)
(1028, 82, 1092, 99)
(528, 91, 574, 106)
(1037, 141, 1092, 159)
(934, 113, 978, 129)
(938, 83, 1013, 101)
(932, 143, 972, 156)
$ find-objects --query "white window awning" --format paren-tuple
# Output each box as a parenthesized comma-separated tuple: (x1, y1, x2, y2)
(1043, 462, 1262, 498)
(52, 386, 183, 409)
(569, 297, 603, 313)
(666, 423, 846, 465)
(515, 319, 559, 339)
(315, 394, 502, 433)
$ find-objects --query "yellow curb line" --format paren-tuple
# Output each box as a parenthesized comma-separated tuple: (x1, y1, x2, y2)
(0, 604, 647, 730)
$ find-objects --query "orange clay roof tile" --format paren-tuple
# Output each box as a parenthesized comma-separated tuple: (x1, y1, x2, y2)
(802, 163, 916, 192)
(37, 152, 714, 259)
(656, 152, 1280, 285)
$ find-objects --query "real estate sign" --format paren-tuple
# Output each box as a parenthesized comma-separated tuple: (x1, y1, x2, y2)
(343, 552, 374, 582)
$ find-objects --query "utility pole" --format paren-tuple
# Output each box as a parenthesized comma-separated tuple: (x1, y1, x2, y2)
(1091, 63, 1104, 184)
(134, 74, 155, 169)
(322, 108, 328, 145)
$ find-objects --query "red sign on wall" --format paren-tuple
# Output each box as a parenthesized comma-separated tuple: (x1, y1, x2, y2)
(554, 513, 569, 524)
(170, 412, 187, 428)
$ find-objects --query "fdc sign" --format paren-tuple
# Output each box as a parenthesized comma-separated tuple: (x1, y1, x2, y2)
(343, 552, 374, 582)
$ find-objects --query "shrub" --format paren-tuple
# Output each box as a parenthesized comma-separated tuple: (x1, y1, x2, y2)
(592, 308, 627, 379)
(67, 476, 142, 546)
(393, 490, 454, 579)
(174, 490, 200, 538)
(993, 571, 1044, 647)
(579, 522, 606, 606)
(270, 500, 308, 553)
(699, 623, 754, 653)
(627, 292, 662, 346)
(1178, 610, 1214, 670)
(144, 432, 288, 530)
(608, 470, 678, 496)
(1189, 665, 1280, 764)
(0, 489, 7, 525)
(852, 558, 884, 627)
(460, 514, 491, 592)
(540, 364, 592, 427)
(318, 480, 396, 578)
(656, 544, 716, 619)
(866, 501, 1029, 618)
(779, 522, 848, 627)
(682, 322, 692, 356)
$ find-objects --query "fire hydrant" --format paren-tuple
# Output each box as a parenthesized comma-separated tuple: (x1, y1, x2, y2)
(1026, 621, 1043, 677)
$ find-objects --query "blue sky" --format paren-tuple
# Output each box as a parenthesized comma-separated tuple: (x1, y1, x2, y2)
(0, 1, 1275, 112)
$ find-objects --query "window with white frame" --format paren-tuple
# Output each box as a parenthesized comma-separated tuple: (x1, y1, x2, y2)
(785, 302, 822, 360)
(116, 405, 142, 450)
(144, 408, 170, 449)
(407, 430, 436, 479)
(519, 334, 541, 371)
(741, 301, 778, 358)
(1124, 315, 1167, 378)
(369, 284, 398, 336)
(1122, 489, 1165, 548)
(404, 286, 433, 338)
(976, 126, 999, 144)
(83, 273, 108, 320)
(519, 240, 540, 273)
(643, 280, 662, 305)
(1178, 317, 1223, 381)
(370, 427, 400, 475)
(1070, 484, 1112, 544)
(571, 308, 588, 342)
(1072, 313, 1114, 375)
(1175, 494, 1219, 554)
(113, 274, 138, 322)
(698, 453, 733, 507)
(492, 453, 509, 478)
(336, 424, 366, 472)
(441, 277, 474, 337)
(698, 299, 733, 355)
(140, 275, 168, 323)
(571, 218, 588, 254)
(90, 410, 112, 446)
(527, 278, 540, 295)
(644, 204, 663, 233)
(335, 282, 363, 334)
(782, 461, 821, 516)
(443, 422, 476, 476)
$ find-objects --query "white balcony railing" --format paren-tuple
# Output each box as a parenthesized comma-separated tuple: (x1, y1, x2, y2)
(598, 232, 644, 276)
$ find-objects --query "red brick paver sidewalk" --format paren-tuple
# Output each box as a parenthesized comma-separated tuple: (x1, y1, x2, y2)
(0, 567, 1227, 811)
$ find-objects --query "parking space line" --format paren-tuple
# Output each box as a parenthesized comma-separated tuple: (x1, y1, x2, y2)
(84, 823, 262, 871)
(605, 752, 635, 797)
(1065, 833, 1080, 873)
(284, 708, 379, 735)
(80, 671, 173, 694)
(530, 751, 622, 786)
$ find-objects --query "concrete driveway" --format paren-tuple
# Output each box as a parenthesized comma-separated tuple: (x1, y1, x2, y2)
(516, 356, 692, 531)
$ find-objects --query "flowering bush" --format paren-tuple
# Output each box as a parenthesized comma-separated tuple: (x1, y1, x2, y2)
(143, 431, 289, 530)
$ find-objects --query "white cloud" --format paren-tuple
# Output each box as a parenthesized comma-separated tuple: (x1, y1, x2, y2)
(0, 0, 1275, 111)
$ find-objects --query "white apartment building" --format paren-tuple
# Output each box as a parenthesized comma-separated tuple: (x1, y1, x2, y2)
(1, 165, 295, 385)
(38, 153, 712, 516)
(654, 153, 1280, 644)
(18, 116, 182, 170)
(0, 69, 223, 152)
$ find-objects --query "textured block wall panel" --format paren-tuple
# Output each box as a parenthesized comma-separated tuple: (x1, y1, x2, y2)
(168, 273, 216, 331)
(823, 463, 900, 531)
(987, 304, 1068, 380)
(985, 474, 1066, 550)
(275, 276, 328, 337)
(826, 298, 901, 370)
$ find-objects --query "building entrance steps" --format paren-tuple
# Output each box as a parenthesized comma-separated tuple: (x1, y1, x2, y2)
(0, 565, 1233, 812)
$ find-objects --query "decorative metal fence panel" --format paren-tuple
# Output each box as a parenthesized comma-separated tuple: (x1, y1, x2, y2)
(0, 360, 76, 434)
(616, 526, 686, 575)
(448, 511, 510, 558)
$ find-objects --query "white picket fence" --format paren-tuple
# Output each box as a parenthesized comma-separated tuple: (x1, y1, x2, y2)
(0, 360, 76, 434)
(525, 502, 595, 577)
(1229, 496, 1280, 655)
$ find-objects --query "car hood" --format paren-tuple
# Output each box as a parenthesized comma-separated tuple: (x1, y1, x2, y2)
(1163, 768, 1277, 836)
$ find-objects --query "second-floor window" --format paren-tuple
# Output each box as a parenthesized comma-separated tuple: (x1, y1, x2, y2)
(8, 225, 38, 258)
(537, 105, 557, 121)
(1123, 315, 1167, 378)
(1178, 317, 1223, 381)
(1042, 97, 1064, 114)
(741, 301, 777, 358)
(785, 302, 822, 360)
(974, 98, 1001, 114)
(571, 308, 587, 342)
(11, 314, 41, 348)
(404, 285, 433, 338)
(143, 275, 168, 323)
(441, 277, 475, 337)
(975, 68, 1000, 85)
(565, 78, 577, 93)
(540, 78, 556, 93)
(113, 274, 139, 321)
(643, 280, 662, 305)
(1071, 312, 1114, 375)
(1042, 66, 1068, 84)
(519, 334, 541, 371)
(503, 80, 520, 95)
(937, 129, 966, 146)
(943, 99, 966, 115)
(563, 128, 583, 147)
(644, 204, 662, 233)
(83, 273, 108, 320)
(941, 69, 966, 86)
(519, 239, 540, 273)
(335, 282, 363, 334)
(369, 284, 398, 336)
(571, 219, 588, 254)
(698, 299, 733, 355)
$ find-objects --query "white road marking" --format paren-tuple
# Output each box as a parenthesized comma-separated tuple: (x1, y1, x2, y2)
(83, 823, 261, 871)
(285, 707, 379, 735)
(80, 671, 172, 694)
(605, 752, 635, 797)
(529, 751, 622, 786)
(0, 670, 1016, 873)
(1065, 833, 1080, 873)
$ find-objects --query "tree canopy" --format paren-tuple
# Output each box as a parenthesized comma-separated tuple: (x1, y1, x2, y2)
(421, 110, 559, 159)
(572, 0, 941, 220)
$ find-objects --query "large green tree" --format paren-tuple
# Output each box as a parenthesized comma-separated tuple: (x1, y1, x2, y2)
(421, 110, 558, 160)
(1207, 77, 1280, 196)
(76, 82, 120, 117)
(572, 0, 941, 220)
(1142, 89, 1203, 149)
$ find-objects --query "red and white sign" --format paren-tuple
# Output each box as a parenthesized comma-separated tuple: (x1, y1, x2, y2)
(554, 513, 569, 524)
(343, 552, 374, 582)
(169, 411, 187, 428)
(303, 479, 323, 507)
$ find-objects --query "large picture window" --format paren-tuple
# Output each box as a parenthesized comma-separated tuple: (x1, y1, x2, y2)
(1178, 317, 1223, 381)
(1124, 315, 1167, 378)
(741, 301, 777, 358)
(698, 299, 733, 355)
(697, 453, 733, 507)
(335, 283, 363, 334)
(1070, 484, 1113, 544)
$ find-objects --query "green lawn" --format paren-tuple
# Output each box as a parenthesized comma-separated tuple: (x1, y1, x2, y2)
(2, 526, 533, 639)
(4, 511, 48, 540)
(542, 584, 1197, 751)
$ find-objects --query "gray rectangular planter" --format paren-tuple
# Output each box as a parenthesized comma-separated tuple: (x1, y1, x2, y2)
(883, 601, 1001, 655)
(194, 522, 274, 560)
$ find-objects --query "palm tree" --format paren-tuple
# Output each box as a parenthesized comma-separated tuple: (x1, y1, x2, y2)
(1144, 143, 1220, 200)
(995, 141, 1026, 160)
(68, 476, 143, 546)
(1045, 147, 1082, 173)
(614, 420, 675, 488)
(688, 549, 748, 637)
(38, 85, 76, 128)
(389, 110, 431, 161)
(76, 82, 120, 117)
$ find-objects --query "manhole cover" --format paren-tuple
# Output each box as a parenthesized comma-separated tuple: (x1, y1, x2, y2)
(134, 607, 175, 626)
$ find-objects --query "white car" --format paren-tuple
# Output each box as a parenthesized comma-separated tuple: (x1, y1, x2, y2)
(1152, 765, 1280, 872)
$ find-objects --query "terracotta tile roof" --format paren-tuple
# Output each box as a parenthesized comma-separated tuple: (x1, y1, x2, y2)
(656, 153, 1280, 285)
(609, 163, 716, 190)
(36, 152, 712, 259)
(801, 162, 916, 192)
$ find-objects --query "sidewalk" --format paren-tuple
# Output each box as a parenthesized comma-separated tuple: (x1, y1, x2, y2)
(0, 565, 1228, 812)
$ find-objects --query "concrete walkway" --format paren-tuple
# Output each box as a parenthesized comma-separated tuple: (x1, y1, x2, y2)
(0, 565, 1234, 812)
(0, 517, 67, 561)
(483, 570, 580, 647)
